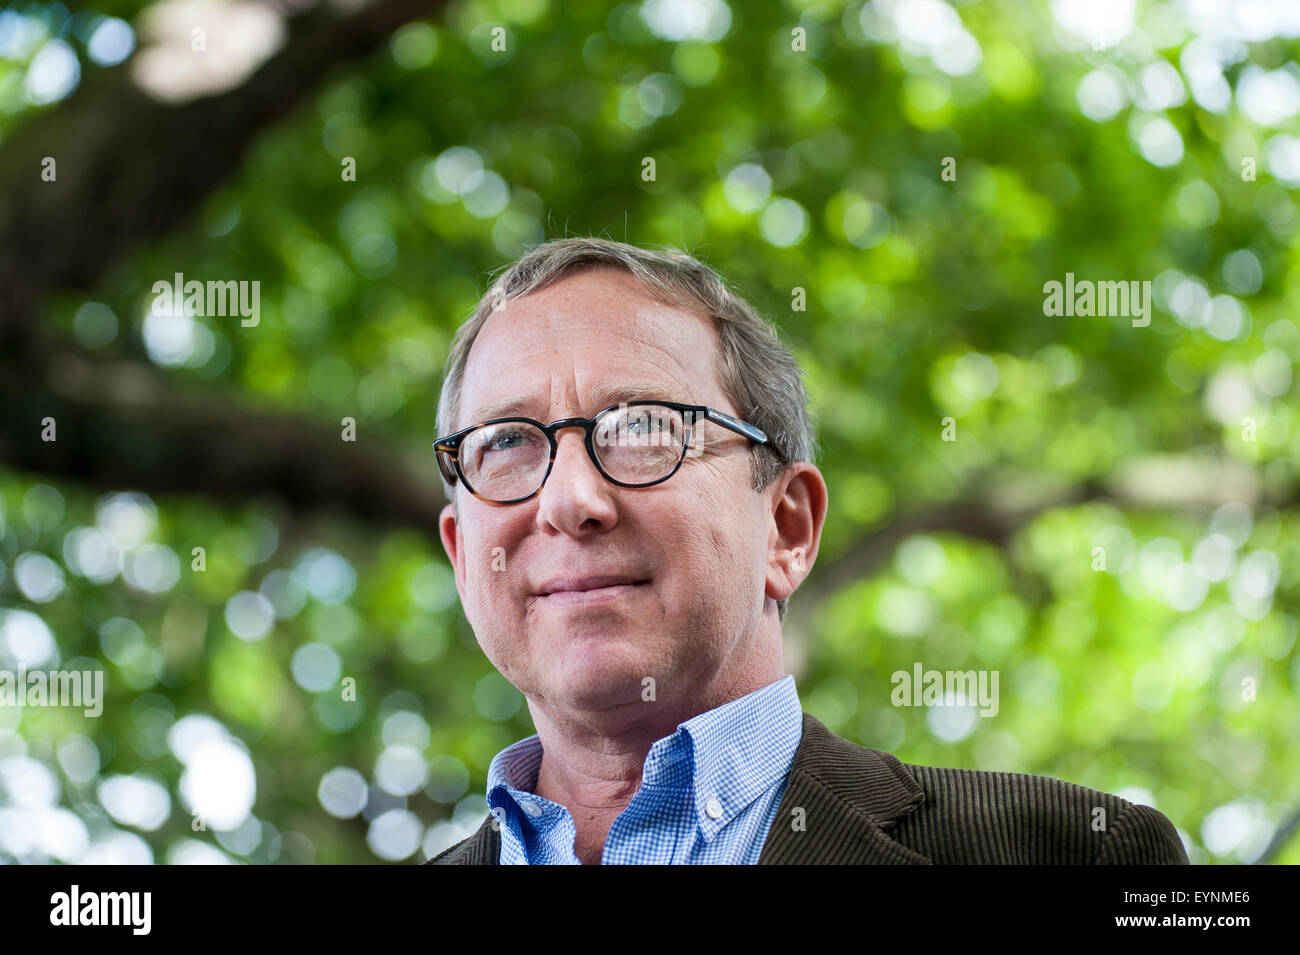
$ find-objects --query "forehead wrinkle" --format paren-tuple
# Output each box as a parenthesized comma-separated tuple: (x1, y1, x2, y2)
(470, 379, 690, 424)
(460, 275, 722, 427)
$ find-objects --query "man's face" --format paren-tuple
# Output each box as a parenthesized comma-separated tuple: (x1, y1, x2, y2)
(438, 267, 777, 718)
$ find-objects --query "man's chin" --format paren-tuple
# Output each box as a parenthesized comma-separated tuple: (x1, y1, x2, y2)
(550, 666, 656, 713)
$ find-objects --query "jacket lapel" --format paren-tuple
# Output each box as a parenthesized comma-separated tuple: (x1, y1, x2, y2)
(757, 712, 931, 864)
(433, 711, 930, 864)
(434, 812, 499, 864)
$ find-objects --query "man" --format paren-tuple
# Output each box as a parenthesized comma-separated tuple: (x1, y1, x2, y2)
(425, 237, 1188, 865)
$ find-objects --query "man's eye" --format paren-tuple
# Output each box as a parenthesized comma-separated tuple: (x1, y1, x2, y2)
(488, 430, 529, 450)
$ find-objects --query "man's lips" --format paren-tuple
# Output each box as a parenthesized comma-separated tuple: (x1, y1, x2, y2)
(532, 577, 651, 608)
(535, 575, 649, 596)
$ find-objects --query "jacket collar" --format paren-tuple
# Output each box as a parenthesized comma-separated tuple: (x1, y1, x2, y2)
(755, 712, 930, 864)
(429, 712, 930, 865)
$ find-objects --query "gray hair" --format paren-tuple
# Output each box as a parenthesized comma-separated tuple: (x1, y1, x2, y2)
(435, 237, 818, 622)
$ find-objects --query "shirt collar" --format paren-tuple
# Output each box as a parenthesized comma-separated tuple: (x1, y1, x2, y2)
(675, 674, 802, 838)
(486, 734, 545, 825)
(485, 675, 803, 840)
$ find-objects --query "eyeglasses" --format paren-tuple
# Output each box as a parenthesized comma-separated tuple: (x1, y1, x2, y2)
(433, 401, 771, 505)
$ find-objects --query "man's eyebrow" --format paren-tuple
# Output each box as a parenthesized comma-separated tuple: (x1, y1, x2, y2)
(469, 383, 686, 424)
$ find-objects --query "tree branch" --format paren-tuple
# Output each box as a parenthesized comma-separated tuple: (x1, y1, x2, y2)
(780, 459, 1288, 676)
(0, 0, 448, 335)
(0, 349, 447, 530)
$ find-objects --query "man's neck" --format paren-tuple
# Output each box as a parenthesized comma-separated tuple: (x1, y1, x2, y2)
(530, 715, 659, 865)
(526, 656, 787, 863)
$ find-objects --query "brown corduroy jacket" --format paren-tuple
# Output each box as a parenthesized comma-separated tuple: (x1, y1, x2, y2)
(425, 712, 1190, 865)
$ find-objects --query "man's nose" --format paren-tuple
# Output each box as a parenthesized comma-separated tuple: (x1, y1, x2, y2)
(535, 427, 617, 529)
(547, 427, 605, 491)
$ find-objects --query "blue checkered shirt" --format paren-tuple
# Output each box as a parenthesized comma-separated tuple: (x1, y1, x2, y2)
(484, 674, 803, 864)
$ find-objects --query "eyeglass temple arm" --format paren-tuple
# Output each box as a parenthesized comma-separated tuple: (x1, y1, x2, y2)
(703, 408, 768, 445)
(433, 436, 466, 484)
(433, 425, 474, 455)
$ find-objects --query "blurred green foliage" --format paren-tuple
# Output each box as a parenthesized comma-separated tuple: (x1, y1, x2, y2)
(1, 0, 1298, 864)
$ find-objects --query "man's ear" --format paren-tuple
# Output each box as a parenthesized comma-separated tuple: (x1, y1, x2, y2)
(763, 463, 828, 606)
(438, 500, 467, 603)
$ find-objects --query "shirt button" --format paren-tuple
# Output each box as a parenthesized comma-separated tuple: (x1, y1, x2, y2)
(705, 797, 723, 819)
(522, 801, 543, 818)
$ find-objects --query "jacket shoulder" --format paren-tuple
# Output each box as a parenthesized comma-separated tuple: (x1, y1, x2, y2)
(889, 761, 1188, 864)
